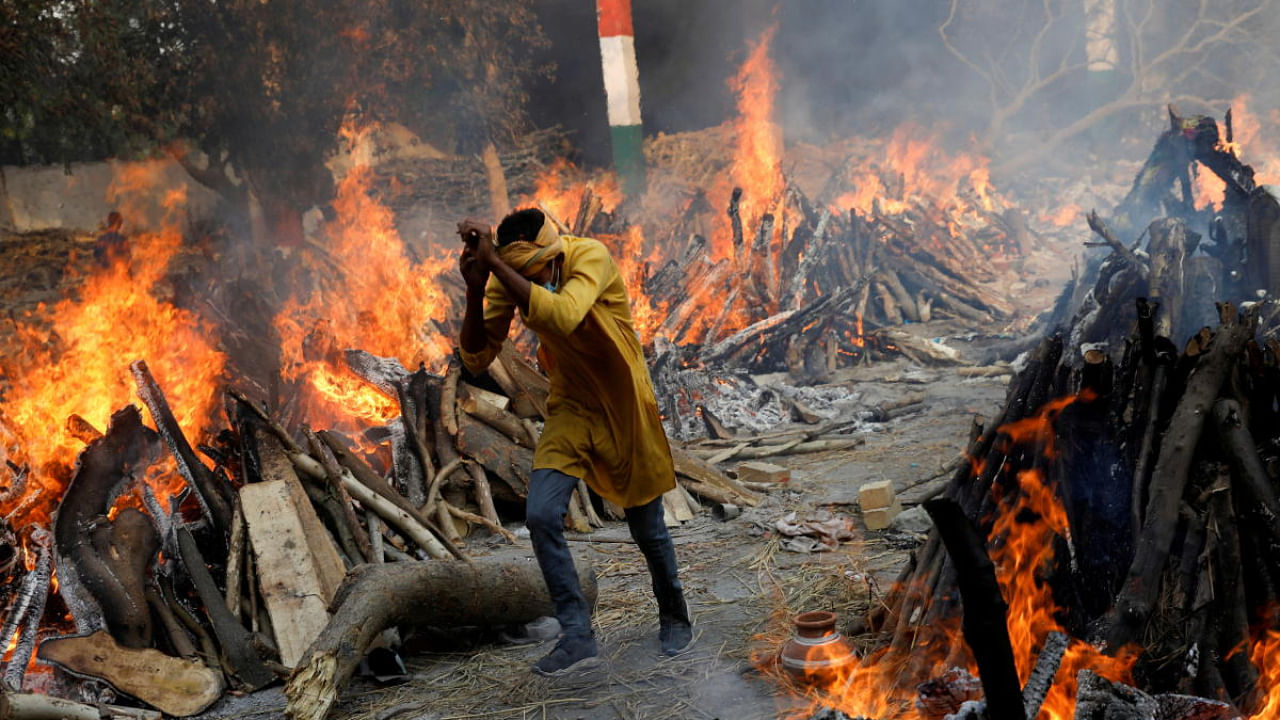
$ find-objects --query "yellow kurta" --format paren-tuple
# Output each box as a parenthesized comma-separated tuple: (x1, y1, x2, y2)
(458, 235, 676, 508)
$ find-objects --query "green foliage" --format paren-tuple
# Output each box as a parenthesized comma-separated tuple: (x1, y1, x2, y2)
(1, 0, 549, 214)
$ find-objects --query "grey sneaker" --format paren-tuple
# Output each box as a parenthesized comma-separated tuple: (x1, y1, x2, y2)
(532, 636, 601, 676)
(660, 616, 694, 656)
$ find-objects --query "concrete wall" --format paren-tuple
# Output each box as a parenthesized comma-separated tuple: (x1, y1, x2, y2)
(0, 159, 221, 235)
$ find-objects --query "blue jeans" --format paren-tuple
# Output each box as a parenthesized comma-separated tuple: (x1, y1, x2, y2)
(526, 468, 684, 641)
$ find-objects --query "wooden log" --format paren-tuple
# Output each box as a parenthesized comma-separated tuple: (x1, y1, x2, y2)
(1130, 325, 1174, 537)
(389, 419, 427, 511)
(489, 347, 546, 420)
(317, 431, 464, 561)
(0, 688, 161, 720)
(1212, 398, 1280, 543)
(498, 342, 550, 402)
(441, 357, 461, 437)
(38, 630, 223, 716)
(1147, 218, 1193, 339)
(225, 498, 246, 616)
(304, 430, 374, 564)
(339, 468, 451, 560)
(1208, 474, 1257, 701)
(65, 414, 102, 445)
(366, 513, 385, 565)
(1, 528, 51, 687)
(881, 268, 919, 322)
(459, 392, 534, 448)
(391, 392, 430, 509)
(465, 461, 502, 531)
(663, 486, 694, 524)
(145, 584, 197, 659)
(175, 527, 274, 690)
(53, 406, 158, 643)
(454, 414, 532, 498)
(131, 361, 231, 537)
(159, 575, 218, 668)
(671, 446, 760, 503)
(285, 556, 598, 720)
(88, 509, 158, 649)
(680, 479, 747, 508)
(240, 468, 347, 669)
(1022, 631, 1068, 720)
(564, 487, 592, 533)
(1102, 306, 1257, 650)
(1086, 209, 1147, 275)
(694, 437, 864, 460)
(571, 187, 600, 236)
(444, 502, 517, 543)
(874, 281, 904, 325)
(922, 498, 1025, 720)
(697, 405, 734, 440)
(252, 429, 348, 592)
(728, 187, 744, 250)
(578, 479, 605, 528)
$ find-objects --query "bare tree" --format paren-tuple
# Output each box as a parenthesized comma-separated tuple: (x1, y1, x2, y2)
(940, 0, 1279, 173)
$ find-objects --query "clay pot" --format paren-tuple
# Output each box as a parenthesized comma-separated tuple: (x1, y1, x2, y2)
(779, 610, 855, 681)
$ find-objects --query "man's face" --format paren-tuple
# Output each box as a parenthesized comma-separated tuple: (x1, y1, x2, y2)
(527, 261, 555, 286)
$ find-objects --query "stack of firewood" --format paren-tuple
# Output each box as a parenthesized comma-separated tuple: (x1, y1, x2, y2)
(853, 234, 1280, 717)
(582, 177, 1021, 378)
(0, 337, 756, 718)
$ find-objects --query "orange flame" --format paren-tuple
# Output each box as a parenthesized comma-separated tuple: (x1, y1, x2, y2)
(834, 124, 995, 219)
(777, 392, 1136, 719)
(274, 120, 456, 428)
(711, 24, 784, 262)
(1251, 619, 1280, 719)
(0, 160, 226, 532)
(1042, 203, 1083, 228)
(1224, 94, 1280, 187)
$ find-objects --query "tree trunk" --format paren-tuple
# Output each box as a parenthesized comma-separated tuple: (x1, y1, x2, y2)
(286, 556, 598, 720)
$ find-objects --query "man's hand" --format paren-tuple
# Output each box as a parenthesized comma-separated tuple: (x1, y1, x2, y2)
(458, 218, 494, 292)
(457, 218, 492, 246)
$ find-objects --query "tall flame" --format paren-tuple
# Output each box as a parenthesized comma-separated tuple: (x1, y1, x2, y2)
(713, 24, 785, 262)
(274, 120, 457, 427)
(0, 161, 226, 532)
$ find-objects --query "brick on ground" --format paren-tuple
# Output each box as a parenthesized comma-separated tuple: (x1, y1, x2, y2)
(863, 500, 903, 531)
(858, 479, 896, 511)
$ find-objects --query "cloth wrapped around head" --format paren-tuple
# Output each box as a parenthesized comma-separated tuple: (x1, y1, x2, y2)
(496, 212, 563, 277)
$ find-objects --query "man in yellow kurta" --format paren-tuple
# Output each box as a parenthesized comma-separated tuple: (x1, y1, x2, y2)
(457, 208, 692, 676)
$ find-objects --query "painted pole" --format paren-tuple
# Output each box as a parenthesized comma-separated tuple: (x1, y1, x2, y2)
(1083, 0, 1119, 148)
(597, 0, 645, 197)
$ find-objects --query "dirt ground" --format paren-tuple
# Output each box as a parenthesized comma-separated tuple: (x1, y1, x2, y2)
(197, 345, 1013, 720)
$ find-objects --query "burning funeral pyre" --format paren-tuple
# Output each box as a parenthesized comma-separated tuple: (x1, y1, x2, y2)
(0, 17, 1276, 720)
(750, 110, 1280, 720)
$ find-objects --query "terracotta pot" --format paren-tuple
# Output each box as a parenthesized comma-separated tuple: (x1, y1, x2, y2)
(779, 610, 855, 680)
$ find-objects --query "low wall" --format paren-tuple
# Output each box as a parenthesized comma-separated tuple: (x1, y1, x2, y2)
(0, 159, 220, 235)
